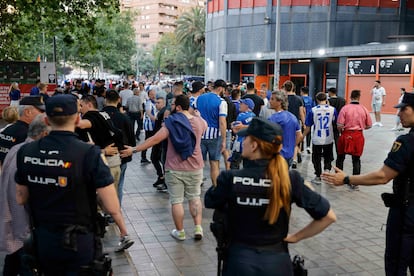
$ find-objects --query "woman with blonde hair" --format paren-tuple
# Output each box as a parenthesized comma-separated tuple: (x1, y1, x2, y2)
(8, 82, 21, 107)
(0, 106, 19, 132)
(205, 117, 336, 275)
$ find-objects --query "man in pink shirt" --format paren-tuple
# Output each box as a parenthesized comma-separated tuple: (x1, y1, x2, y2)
(121, 94, 208, 241)
(336, 89, 372, 190)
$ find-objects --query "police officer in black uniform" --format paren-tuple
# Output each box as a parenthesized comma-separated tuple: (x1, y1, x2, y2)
(322, 92, 414, 276)
(0, 96, 45, 165)
(15, 94, 132, 274)
(205, 117, 337, 276)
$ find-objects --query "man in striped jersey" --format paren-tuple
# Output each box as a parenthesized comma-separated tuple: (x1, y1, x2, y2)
(302, 92, 337, 184)
(195, 79, 228, 186)
(141, 89, 157, 164)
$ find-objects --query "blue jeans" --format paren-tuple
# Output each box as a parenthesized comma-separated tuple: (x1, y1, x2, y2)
(201, 137, 221, 161)
(118, 163, 128, 205)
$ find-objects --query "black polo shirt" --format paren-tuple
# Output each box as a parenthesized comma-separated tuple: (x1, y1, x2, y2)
(384, 128, 414, 196)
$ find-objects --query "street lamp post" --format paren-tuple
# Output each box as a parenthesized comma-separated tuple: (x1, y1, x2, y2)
(273, 0, 281, 90)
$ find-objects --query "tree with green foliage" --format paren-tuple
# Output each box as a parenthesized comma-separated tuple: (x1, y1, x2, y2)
(0, 0, 119, 60)
(174, 6, 205, 76)
(175, 6, 205, 53)
(153, 33, 184, 77)
(151, 6, 206, 77)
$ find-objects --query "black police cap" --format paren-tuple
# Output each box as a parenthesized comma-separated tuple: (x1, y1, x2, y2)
(46, 94, 78, 117)
(20, 96, 45, 111)
(394, 92, 414, 109)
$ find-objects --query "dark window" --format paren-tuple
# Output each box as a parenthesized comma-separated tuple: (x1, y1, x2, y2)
(280, 64, 289, 76)
(291, 63, 308, 74)
(241, 63, 254, 74)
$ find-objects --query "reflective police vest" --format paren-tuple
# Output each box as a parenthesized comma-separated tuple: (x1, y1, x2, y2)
(17, 138, 96, 229)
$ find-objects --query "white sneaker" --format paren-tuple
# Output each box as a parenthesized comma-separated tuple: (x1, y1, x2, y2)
(194, 225, 203, 240)
(373, 122, 378, 127)
(170, 229, 186, 241)
(306, 147, 311, 154)
(115, 235, 135, 253)
(378, 122, 383, 127)
(391, 127, 397, 131)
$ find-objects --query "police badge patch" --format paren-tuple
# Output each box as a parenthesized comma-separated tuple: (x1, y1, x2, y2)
(391, 141, 402, 152)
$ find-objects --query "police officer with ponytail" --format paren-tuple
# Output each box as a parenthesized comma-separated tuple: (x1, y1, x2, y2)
(15, 94, 133, 274)
(205, 117, 336, 275)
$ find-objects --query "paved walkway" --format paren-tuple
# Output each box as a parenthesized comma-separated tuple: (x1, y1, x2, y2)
(0, 114, 408, 275)
(115, 114, 406, 276)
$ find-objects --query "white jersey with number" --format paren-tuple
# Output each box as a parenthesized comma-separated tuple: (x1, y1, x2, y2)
(305, 104, 336, 145)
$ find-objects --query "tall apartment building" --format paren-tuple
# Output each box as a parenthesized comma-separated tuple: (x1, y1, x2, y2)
(121, 0, 203, 51)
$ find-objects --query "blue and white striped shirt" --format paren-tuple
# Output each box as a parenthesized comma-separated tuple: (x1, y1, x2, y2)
(305, 104, 337, 145)
(143, 99, 157, 131)
(195, 92, 227, 139)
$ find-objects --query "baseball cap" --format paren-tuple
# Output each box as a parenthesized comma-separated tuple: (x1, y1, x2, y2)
(191, 81, 204, 93)
(20, 96, 45, 111)
(238, 117, 283, 145)
(240, 98, 255, 111)
(394, 92, 414, 108)
(46, 94, 78, 116)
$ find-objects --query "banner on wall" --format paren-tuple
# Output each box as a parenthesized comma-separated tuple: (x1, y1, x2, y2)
(378, 58, 411, 74)
(347, 59, 377, 75)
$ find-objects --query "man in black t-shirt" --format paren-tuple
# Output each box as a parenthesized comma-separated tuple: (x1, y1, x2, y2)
(327, 87, 346, 154)
(77, 95, 122, 193)
(283, 80, 305, 168)
(151, 97, 168, 191)
(0, 96, 45, 165)
(242, 82, 264, 117)
(102, 90, 136, 205)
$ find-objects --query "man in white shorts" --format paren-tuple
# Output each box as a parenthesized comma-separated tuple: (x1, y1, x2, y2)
(371, 80, 386, 127)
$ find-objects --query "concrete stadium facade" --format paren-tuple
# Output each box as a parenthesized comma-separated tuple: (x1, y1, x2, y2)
(205, 0, 414, 112)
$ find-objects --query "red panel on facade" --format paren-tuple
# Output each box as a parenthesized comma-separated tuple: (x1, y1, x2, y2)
(379, 0, 399, 8)
(228, 0, 241, 9)
(409, 0, 414, 9)
(273, 0, 329, 5)
(207, 0, 214, 13)
(291, 0, 329, 5)
(338, 0, 359, 5)
(254, 0, 267, 6)
(339, 0, 399, 7)
(241, 0, 254, 8)
(214, 0, 219, 12)
(219, 0, 225, 10)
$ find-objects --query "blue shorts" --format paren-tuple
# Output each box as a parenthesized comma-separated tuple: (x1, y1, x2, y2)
(201, 137, 221, 161)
